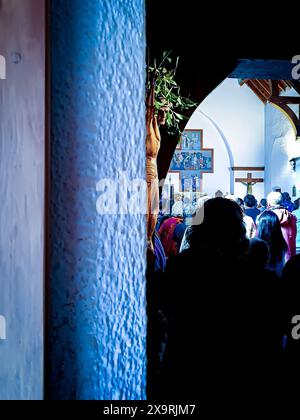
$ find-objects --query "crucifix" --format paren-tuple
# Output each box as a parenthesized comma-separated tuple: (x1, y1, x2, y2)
(235, 172, 264, 195)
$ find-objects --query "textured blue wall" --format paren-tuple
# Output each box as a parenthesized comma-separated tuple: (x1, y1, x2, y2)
(49, 0, 147, 400)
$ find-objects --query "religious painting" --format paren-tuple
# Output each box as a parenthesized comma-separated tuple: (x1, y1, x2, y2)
(170, 150, 213, 172)
(181, 130, 202, 150)
(167, 129, 214, 193)
(180, 171, 201, 192)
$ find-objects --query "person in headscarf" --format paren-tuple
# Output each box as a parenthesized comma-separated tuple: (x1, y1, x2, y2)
(267, 192, 297, 261)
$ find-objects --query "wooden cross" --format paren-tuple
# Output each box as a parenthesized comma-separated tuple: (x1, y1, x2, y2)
(235, 172, 264, 195)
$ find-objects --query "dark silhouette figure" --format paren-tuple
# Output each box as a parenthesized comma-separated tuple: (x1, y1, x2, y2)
(158, 198, 282, 408)
(244, 194, 260, 223)
(258, 198, 267, 212)
(247, 237, 269, 270)
(281, 191, 295, 212)
(281, 255, 300, 384)
(256, 210, 288, 276)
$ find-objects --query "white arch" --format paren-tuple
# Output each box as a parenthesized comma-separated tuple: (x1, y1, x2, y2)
(196, 109, 235, 194)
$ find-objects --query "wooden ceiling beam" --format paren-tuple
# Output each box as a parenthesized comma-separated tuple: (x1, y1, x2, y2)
(243, 79, 300, 137)
(269, 96, 300, 105)
(278, 81, 286, 90)
(261, 80, 272, 92)
(270, 80, 280, 97)
(256, 80, 271, 98)
(247, 80, 269, 102)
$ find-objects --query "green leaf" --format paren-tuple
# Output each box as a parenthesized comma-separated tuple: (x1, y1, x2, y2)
(146, 51, 197, 134)
(173, 112, 184, 120)
(166, 113, 173, 126)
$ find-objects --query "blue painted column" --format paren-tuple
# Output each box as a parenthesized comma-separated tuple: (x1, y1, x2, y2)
(48, 0, 147, 399)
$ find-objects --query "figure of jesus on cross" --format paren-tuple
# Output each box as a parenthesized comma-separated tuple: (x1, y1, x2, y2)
(235, 172, 264, 195)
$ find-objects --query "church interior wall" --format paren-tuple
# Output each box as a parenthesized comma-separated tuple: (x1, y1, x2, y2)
(185, 110, 231, 197)
(175, 79, 300, 202)
(265, 88, 300, 198)
(181, 78, 265, 200)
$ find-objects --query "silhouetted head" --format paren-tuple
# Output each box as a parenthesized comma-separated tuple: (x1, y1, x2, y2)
(248, 237, 270, 269)
(244, 194, 257, 208)
(272, 185, 282, 193)
(282, 192, 291, 202)
(260, 198, 267, 208)
(188, 197, 249, 259)
(256, 210, 287, 264)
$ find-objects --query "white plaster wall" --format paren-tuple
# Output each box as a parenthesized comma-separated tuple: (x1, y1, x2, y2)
(184, 110, 231, 197)
(183, 78, 265, 200)
(170, 80, 299, 201)
(265, 88, 300, 197)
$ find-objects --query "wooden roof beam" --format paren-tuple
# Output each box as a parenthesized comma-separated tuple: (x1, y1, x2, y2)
(256, 80, 271, 98)
(269, 96, 300, 105)
(247, 80, 268, 102)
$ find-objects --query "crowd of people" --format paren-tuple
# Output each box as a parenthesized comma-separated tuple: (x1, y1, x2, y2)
(156, 190, 300, 274)
(148, 188, 300, 406)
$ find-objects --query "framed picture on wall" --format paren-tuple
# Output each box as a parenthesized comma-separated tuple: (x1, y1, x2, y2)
(170, 150, 213, 172)
(181, 130, 203, 150)
(168, 129, 214, 193)
(180, 171, 202, 192)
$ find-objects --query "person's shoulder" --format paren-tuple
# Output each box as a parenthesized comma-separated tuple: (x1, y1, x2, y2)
(244, 214, 255, 225)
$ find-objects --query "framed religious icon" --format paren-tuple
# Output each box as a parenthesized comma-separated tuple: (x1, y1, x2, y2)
(180, 171, 202, 192)
(167, 129, 214, 193)
(181, 130, 202, 150)
(170, 150, 213, 172)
